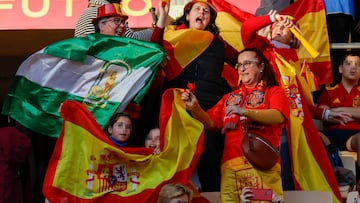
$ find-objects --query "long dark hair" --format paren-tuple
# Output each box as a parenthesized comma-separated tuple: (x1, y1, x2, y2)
(239, 48, 279, 88)
(172, 2, 219, 35)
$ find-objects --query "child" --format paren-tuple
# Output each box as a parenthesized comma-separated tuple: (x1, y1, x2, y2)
(107, 112, 133, 147)
(144, 126, 161, 155)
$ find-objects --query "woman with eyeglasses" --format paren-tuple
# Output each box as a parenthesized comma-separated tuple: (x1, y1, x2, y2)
(181, 48, 289, 203)
(150, 0, 239, 192)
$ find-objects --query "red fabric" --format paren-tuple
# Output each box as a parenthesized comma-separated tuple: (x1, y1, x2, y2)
(0, 126, 32, 203)
(207, 85, 289, 164)
(318, 84, 360, 131)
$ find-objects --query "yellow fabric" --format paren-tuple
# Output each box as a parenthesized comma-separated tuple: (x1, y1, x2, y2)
(164, 26, 214, 68)
(220, 157, 283, 203)
(289, 27, 319, 58)
(295, 10, 330, 64)
(51, 90, 204, 199)
(275, 54, 341, 203)
(216, 12, 244, 52)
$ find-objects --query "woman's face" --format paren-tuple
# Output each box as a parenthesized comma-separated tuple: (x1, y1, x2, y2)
(237, 51, 264, 87)
(270, 22, 292, 45)
(144, 128, 160, 149)
(99, 17, 127, 36)
(186, 2, 211, 30)
(108, 116, 132, 143)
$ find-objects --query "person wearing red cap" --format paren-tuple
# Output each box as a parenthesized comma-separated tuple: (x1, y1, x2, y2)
(75, 0, 153, 40)
(151, 0, 239, 193)
(91, 3, 129, 36)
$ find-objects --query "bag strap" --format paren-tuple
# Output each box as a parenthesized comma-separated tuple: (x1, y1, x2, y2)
(248, 133, 255, 151)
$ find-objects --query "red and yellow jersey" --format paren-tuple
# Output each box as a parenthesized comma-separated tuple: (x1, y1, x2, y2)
(319, 83, 360, 131)
(207, 85, 289, 164)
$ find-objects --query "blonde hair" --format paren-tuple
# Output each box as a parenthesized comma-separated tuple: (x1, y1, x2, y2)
(158, 183, 193, 203)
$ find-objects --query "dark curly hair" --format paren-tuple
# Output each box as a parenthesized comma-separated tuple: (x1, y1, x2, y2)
(172, 2, 219, 35)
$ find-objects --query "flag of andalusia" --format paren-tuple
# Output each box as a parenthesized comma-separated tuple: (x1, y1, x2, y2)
(2, 34, 166, 137)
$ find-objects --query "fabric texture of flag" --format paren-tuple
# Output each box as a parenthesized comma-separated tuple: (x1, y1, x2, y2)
(43, 88, 204, 202)
(213, 0, 332, 85)
(2, 34, 165, 138)
(162, 26, 214, 80)
(280, 0, 332, 85)
(212, 0, 341, 202)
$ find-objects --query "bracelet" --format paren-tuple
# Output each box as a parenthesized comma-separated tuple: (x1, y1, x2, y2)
(322, 109, 330, 120)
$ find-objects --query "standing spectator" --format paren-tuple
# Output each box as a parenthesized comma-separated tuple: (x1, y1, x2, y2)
(352, 0, 360, 46)
(324, 0, 355, 85)
(75, 0, 153, 40)
(181, 48, 289, 202)
(151, 0, 239, 192)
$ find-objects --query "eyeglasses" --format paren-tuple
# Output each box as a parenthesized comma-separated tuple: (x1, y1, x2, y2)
(235, 60, 260, 70)
(102, 18, 126, 26)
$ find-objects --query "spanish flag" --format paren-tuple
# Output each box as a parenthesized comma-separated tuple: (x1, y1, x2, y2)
(213, 0, 332, 85)
(163, 27, 214, 80)
(275, 54, 341, 203)
(43, 88, 204, 202)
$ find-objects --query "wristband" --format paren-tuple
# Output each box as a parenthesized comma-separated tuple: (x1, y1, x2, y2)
(323, 109, 330, 120)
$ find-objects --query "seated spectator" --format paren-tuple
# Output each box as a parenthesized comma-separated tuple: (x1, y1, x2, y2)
(317, 51, 360, 167)
(106, 112, 133, 147)
(158, 183, 193, 203)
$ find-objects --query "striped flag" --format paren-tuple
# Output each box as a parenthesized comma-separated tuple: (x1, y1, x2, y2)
(281, 0, 332, 85)
(163, 26, 215, 80)
(213, 0, 332, 85)
(275, 54, 341, 203)
(43, 89, 204, 202)
(1, 34, 165, 138)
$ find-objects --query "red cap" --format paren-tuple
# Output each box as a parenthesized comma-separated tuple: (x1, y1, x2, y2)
(183, 0, 217, 18)
(92, 3, 128, 24)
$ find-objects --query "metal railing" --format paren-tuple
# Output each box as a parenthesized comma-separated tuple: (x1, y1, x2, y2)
(330, 42, 360, 49)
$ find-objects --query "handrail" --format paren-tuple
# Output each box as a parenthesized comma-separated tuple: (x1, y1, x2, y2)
(330, 42, 360, 49)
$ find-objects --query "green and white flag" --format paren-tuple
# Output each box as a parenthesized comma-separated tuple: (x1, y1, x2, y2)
(2, 34, 166, 137)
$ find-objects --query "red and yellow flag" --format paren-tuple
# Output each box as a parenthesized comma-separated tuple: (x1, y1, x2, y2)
(163, 27, 214, 80)
(275, 55, 341, 203)
(281, 0, 332, 85)
(43, 89, 204, 202)
(213, 0, 332, 85)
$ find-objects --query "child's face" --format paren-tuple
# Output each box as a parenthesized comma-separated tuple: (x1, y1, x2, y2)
(270, 22, 292, 45)
(145, 128, 160, 149)
(108, 116, 132, 143)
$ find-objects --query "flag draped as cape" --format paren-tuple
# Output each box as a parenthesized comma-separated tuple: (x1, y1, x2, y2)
(43, 88, 204, 202)
(2, 34, 166, 138)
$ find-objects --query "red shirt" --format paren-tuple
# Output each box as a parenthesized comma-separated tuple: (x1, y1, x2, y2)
(207, 85, 289, 164)
(318, 83, 360, 131)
